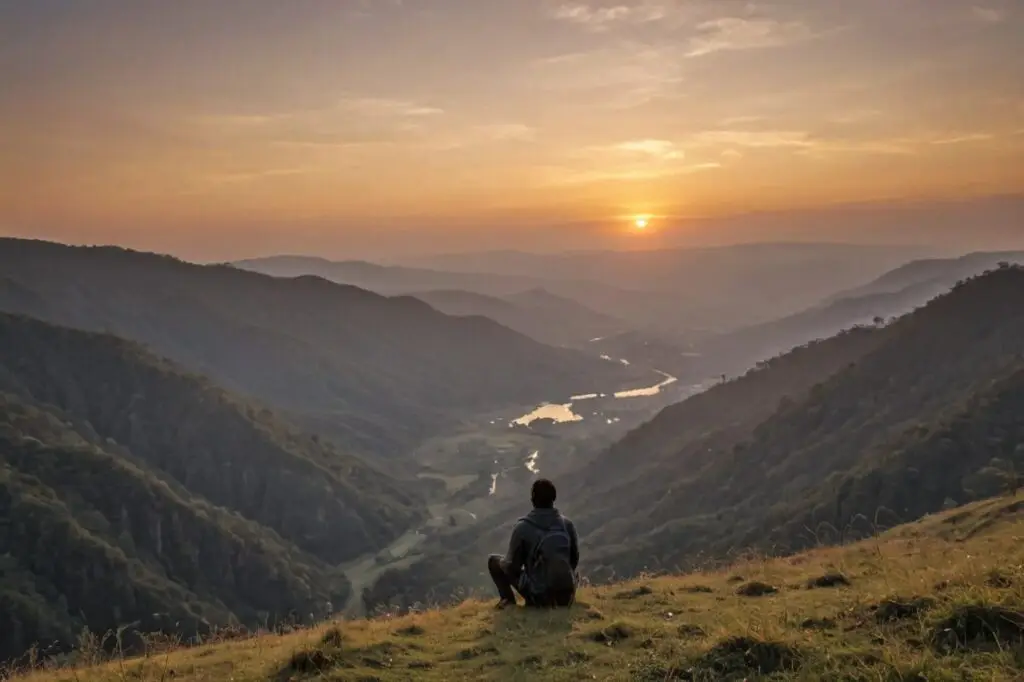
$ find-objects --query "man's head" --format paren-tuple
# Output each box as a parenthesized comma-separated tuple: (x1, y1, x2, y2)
(531, 478, 557, 509)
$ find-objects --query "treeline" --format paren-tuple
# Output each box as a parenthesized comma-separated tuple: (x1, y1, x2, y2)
(0, 313, 424, 663)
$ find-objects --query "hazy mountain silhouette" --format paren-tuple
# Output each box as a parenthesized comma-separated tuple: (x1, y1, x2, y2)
(238, 244, 925, 338)
(415, 287, 624, 348)
(0, 239, 643, 458)
(403, 242, 927, 332)
(825, 251, 1024, 303)
(707, 250, 1024, 371)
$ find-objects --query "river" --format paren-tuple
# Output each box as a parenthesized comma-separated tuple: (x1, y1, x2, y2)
(510, 368, 680, 426)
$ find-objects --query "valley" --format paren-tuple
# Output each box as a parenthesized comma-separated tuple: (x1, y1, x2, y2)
(338, 365, 716, 617)
(4, 239, 1024, 671)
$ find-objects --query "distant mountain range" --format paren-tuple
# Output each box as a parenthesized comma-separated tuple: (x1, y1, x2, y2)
(413, 287, 624, 348)
(237, 243, 921, 337)
(706, 251, 1024, 370)
(0, 239, 643, 459)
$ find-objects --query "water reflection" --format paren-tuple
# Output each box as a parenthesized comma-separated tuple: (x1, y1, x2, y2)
(613, 371, 677, 398)
(525, 450, 539, 474)
(511, 402, 583, 426)
(511, 370, 681, 425)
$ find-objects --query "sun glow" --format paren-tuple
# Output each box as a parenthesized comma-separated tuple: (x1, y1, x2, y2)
(633, 216, 650, 231)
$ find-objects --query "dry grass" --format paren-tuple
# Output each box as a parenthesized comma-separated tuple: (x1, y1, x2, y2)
(8, 494, 1024, 681)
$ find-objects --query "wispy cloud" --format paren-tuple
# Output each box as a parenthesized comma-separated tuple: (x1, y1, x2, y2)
(195, 95, 443, 134)
(929, 132, 995, 145)
(531, 43, 687, 107)
(972, 5, 1005, 23)
(611, 138, 685, 159)
(428, 123, 537, 150)
(549, 2, 676, 31)
(336, 96, 444, 118)
(689, 129, 814, 148)
(686, 18, 815, 57)
(686, 129, 924, 157)
(544, 160, 720, 185)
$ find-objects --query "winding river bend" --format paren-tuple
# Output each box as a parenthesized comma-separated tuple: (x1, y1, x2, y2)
(511, 369, 679, 427)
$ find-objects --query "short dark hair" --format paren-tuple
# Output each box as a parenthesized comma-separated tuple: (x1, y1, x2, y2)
(531, 479, 557, 508)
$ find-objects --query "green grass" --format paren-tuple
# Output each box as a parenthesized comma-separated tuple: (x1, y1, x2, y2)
(10, 494, 1024, 681)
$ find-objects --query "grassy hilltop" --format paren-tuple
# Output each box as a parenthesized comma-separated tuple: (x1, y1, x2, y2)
(10, 493, 1024, 682)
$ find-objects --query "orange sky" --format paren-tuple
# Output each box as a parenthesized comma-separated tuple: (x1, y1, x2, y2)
(1, 0, 1022, 258)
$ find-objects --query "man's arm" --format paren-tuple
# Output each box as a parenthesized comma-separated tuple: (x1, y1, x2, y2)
(566, 519, 580, 571)
(502, 521, 527, 581)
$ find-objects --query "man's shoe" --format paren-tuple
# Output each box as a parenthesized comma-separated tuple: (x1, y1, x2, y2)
(495, 598, 516, 610)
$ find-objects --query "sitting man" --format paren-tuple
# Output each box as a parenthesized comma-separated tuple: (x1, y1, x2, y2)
(487, 478, 579, 608)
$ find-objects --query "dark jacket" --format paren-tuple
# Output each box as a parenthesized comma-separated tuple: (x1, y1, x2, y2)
(501, 507, 579, 594)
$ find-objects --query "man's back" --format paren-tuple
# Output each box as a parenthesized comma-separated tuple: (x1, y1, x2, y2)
(511, 507, 579, 605)
(487, 478, 578, 608)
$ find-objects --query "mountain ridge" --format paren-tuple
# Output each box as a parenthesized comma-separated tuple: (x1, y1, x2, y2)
(0, 310, 438, 661)
(0, 239, 642, 459)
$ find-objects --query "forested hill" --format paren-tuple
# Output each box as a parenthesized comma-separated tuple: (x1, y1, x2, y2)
(0, 239, 643, 459)
(0, 313, 424, 662)
(576, 265, 1024, 575)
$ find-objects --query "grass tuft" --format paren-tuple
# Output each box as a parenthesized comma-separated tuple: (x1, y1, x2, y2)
(873, 596, 936, 623)
(930, 603, 1024, 652)
(735, 581, 778, 597)
(691, 636, 802, 677)
(807, 572, 851, 589)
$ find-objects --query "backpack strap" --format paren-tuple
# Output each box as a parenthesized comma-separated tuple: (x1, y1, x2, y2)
(520, 517, 568, 570)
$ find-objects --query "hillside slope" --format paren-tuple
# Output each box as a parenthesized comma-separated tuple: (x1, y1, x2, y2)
(0, 313, 425, 661)
(0, 239, 642, 457)
(707, 250, 1024, 371)
(14, 493, 1024, 681)
(828, 250, 1024, 303)
(578, 265, 1024, 574)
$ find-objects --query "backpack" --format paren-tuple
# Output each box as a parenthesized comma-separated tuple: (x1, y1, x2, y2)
(522, 517, 576, 600)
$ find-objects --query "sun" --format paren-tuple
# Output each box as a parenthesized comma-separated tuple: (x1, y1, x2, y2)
(633, 216, 650, 231)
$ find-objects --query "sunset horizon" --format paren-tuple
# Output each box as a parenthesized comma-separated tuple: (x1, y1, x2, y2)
(2, 0, 1022, 259)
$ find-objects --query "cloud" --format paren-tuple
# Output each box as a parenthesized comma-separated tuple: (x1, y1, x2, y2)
(828, 108, 884, 125)
(612, 138, 684, 159)
(929, 132, 995, 145)
(549, 2, 674, 31)
(972, 5, 1005, 23)
(191, 94, 444, 139)
(686, 129, 920, 157)
(686, 18, 815, 57)
(424, 123, 537, 151)
(689, 129, 814, 148)
(472, 123, 536, 141)
(553, 136, 705, 183)
(336, 96, 444, 118)
(531, 43, 687, 107)
(544, 160, 720, 185)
